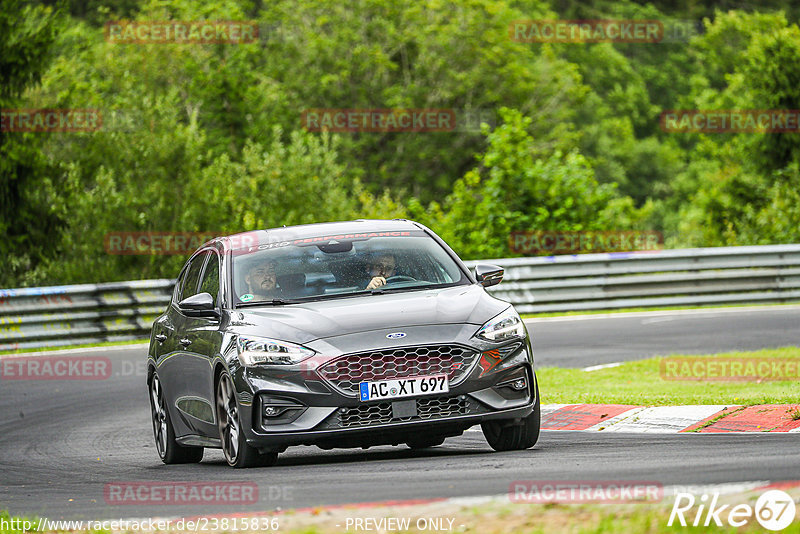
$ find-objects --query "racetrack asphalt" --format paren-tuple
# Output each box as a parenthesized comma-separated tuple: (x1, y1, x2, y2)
(528, 305, 800, 367)
(1, 306, 799, 520)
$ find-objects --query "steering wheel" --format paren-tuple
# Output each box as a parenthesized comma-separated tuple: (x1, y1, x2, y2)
(384, 275, 417, 284)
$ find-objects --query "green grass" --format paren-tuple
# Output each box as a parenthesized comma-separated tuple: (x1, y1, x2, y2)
(537, 347, 800, 406)
(0, 502, 776, 534)
(0, 512, 34, 534)
(0, 512, 112, 534)
(7, 486, 800, 534)
(522, 300, 800, 319)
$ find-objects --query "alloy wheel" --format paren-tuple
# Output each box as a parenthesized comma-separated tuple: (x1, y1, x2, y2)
(216, 373, 240, 465)
(149, 375, 168, 459)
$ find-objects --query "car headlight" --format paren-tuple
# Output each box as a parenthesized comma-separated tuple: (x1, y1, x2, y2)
(475, 307, 526, 342)
(236, 335, 315, 366)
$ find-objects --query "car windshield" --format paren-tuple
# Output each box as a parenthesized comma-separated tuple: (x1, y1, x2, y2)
(231, 230, 467, 305)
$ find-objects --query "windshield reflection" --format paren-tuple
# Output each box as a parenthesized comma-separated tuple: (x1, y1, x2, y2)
(232, 234, 467, 305)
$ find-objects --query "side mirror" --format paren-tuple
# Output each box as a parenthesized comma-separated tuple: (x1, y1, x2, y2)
(474, 264, 504, 288)
(178, 292, 219, 318)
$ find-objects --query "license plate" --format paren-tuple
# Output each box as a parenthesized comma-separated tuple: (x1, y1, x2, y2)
(359, 375, 449, 402)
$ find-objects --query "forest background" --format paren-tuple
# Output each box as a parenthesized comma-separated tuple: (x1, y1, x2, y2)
(3, 0, 800, 286)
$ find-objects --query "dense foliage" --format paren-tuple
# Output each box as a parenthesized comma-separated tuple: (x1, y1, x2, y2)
(2, 0, 799, 286)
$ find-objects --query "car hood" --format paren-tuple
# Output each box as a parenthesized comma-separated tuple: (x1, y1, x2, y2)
(229, 284, 509, 344)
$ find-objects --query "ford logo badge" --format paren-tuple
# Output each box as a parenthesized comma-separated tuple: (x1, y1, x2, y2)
(386, 332, 406, 339)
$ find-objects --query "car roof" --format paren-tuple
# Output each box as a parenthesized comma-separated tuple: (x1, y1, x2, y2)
(207, 219, 425, 252)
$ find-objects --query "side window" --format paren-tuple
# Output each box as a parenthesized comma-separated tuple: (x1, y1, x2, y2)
(198, 253, 220, 307)
(179, 255, 207, 302)
(173, 265, 188, 303)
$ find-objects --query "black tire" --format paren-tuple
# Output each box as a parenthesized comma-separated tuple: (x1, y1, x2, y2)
(406, 436, 446, 449)
(216, 371, 278, 468)
(149, 373, 204, 464)
(481, 380, 540, 452)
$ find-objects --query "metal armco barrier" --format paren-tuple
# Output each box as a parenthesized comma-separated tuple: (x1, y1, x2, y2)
(465, 243, 800, 314)
(2, 244, 800, 351)
(0, 280, 174, 351)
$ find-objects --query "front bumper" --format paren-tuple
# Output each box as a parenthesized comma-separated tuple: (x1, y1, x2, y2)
(230, 334, 536, 451)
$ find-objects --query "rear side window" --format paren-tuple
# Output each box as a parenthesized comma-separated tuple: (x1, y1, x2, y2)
(179, 255, 207, 302)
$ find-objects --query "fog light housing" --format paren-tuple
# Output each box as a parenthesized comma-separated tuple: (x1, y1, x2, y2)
(264, 406, 285, 417)
(497, 375, 527, 390)
(494, 368, 531, 400)
(510, 378, 526, 391)
(259, 396, 307, 427)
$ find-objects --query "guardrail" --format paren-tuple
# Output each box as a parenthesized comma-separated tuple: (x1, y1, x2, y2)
(465, 244, 800, 314)
(0, 280, 174, 351)
(2, 244, 799, 351)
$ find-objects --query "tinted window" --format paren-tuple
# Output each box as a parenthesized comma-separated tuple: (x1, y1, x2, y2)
(198, 252, 220, 307)
(179, 254, 207, 302)
(232, 231, 467, 304)
(172, 268, 187, 303)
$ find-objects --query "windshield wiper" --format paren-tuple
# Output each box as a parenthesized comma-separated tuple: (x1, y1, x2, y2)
(235, 285, 445, 307)
(343, 285, 435, 296)
(371, 284, 434, 293)
(236, 298, 305, 307)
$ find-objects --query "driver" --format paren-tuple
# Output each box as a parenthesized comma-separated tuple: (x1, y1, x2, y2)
(243, 259, 282, 300)
(365, 253, 396, 290)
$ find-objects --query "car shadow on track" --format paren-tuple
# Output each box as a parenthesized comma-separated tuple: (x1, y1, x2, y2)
(193, 442, 515, 469)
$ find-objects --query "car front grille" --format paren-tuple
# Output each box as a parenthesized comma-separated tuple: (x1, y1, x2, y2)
(337, 395, 472, 428)
(317, 344, 479, 397)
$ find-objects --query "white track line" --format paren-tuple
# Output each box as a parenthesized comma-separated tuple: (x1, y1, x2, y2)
(583, 362, 623, 372)
(524, 304, 800, 323)
(597, 405, 733, 433)
(585, 407, 647, 432)
(0, 342, 148, 359)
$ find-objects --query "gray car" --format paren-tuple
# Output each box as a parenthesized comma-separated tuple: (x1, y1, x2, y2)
(147, 219, 540, 468)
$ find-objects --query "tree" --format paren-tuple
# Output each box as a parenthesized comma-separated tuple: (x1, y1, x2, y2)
(411, 108, 643, 258)
(0, 0, 61, 286)
(662, 11, 800, 246)
(257, 0, 586, 201)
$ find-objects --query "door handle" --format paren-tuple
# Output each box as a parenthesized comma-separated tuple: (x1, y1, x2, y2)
(179, 338, 192, 347)
(155, 333, 167, 343)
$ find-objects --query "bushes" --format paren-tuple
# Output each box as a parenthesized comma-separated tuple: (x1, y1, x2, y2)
(410, 109, 644, 259)
(4, 1, 800, 287)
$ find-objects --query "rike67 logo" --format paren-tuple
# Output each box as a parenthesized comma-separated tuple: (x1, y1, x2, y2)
(669, 489, 796, 531)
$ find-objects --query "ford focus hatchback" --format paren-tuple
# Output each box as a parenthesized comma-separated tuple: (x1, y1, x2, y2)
(147, 219, 540, 467)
